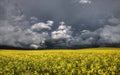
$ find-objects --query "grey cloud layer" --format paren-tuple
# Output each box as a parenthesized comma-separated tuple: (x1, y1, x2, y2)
(13, 0, 120, 29)
(0, 0, 120, 49)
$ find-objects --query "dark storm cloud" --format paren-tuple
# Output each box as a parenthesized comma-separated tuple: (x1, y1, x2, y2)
(0, 0, 120, 49)
(12, 0, 120, 30)
(0, 0, 54, 49)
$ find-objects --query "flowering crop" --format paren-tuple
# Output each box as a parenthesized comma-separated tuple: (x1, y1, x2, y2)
(0, 48, 120, 75)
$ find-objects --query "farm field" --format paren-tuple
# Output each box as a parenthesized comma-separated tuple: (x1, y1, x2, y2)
(0, 48, 120, 75)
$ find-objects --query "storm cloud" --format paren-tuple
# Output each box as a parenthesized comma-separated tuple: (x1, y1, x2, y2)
(0, 0, 120, 49)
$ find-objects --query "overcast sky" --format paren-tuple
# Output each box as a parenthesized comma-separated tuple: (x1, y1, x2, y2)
(13, 0, 120, 29)
(0, 0, 120, 49)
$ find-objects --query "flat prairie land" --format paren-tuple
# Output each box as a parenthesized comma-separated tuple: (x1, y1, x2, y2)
(0, 48, 120, 75)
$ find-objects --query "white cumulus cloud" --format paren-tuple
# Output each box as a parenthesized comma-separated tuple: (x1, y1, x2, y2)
(31, 20, 54, 31)
(79, 0, 92, 4)
(51, 22, 72, 40)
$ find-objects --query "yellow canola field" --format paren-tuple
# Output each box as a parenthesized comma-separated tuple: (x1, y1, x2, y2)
(0, 48, 120, 75)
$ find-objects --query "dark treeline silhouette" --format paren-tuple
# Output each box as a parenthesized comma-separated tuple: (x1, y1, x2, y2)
(0, 43, 120, 50)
